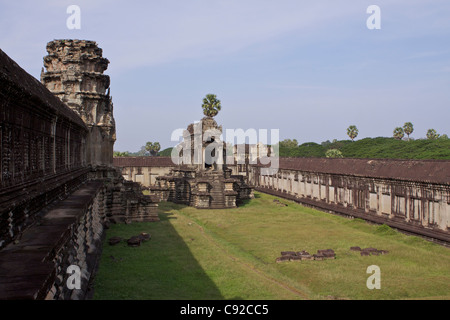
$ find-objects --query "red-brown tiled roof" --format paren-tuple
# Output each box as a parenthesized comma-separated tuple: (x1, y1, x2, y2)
(114, 156, 450, 185)
(274, 157, 450, 185)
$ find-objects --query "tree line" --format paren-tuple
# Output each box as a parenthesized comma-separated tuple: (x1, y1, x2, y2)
(278, 122, 449, 159)
(114, 141, 162, 157)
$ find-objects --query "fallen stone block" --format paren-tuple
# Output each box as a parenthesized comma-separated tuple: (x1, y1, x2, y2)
(281, 251, 296, 256)
(313, 254, 324, 261)
(290, 256, 302, 262)
(127, 236, 142, 247)
(362, 247, 378, 252)
(138, 232, 151, 241)
(318, 249, 334, 254)
(350, 246, 361, 251)
(301, 254, 314, 261)
(360, 251, 370, 256)
(322, 251, 336, 259)
(108, 236, 122, 246)
(276, 256, 290, 263)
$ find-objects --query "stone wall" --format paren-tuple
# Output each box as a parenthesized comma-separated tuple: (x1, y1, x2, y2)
(89, 166, 159, 223)
(251, 158, 450, 243)
(0, 44, 159, 299)
(0, 48, 89, 250)
(113, 157, 175, 187)
(114, 155, 450, 243)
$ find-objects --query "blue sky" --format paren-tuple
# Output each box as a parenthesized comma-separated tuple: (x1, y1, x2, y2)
(1, 0, 449, 152)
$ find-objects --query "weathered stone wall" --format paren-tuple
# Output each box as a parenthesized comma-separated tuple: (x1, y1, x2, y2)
(89, 166, 159, 223)
(41, 40, 116, 167)
(0, 48, 89, 250)
(115, 155, 450, 243)
(0, 44, 159, 299)
(251, 158, 450, 243)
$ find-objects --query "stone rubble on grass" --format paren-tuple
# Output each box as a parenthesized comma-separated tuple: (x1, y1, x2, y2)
(128, 232, 153, 247)
(276, 245, 390, 262)
(138, 232, 151, 241)
(127, 236, 142, 247)
(276, 248, 336, 262)
(108, 236, 122, 246)
(351, 246, 389, 256)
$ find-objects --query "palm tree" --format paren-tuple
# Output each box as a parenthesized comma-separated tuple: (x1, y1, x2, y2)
(152, 142, 161, 156)
(426, 129, 439, 140)
(346, 125, 358, 142)
(202, 94, 221, 117)
(403, 122, 414, 141)
(393, 127, 404, 140)
(145, 142, 161, 156)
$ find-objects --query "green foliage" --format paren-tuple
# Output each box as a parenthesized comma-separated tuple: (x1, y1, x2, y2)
(113, 151, 130, 157)
(202, 93, 221, 117)
(145, 141, 161, 156)
(279, 142, 326, 157)
(393, 127, 404, 140)
(340, 137, 450, 159)
(325, 148, 343, 158)
(426, 129, 439, 140)
(158, 147, 173, 157)
(346, 125, 358, 141)
(403, 122, 414, 140)
(278, 137, 450, 159)
(279, 139, 299, 149)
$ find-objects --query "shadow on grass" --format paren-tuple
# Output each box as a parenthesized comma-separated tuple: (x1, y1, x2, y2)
(94, 201, 227, 300)
(237, 192, 260, 207)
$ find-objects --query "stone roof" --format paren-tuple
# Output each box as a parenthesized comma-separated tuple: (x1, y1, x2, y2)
(0, 48, 87, 129)
(274, 158, 450, 185)
(113, 156, 177, 167)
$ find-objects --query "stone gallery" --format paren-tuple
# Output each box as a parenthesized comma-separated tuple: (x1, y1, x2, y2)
(0, 40, 158, 299)
(0, 38, 449, 300)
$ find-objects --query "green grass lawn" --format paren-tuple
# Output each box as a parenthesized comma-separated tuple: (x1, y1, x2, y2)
(93, 192, 450, 300)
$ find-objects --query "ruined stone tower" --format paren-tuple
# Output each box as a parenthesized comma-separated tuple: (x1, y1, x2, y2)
(41, 39, 115, 167)
(150, 116, 254, 209)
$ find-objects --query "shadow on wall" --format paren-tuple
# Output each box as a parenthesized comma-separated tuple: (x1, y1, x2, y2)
(92, 202, 226, 300)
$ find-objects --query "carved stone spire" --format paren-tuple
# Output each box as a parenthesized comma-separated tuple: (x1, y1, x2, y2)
(41, 39, 116, 167)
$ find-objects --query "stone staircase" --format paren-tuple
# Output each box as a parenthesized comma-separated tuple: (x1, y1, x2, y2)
(207, 173, 226, 209)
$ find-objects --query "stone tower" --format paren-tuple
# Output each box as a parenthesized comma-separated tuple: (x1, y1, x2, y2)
(151, 116, 254, 209)
(41, 39, 115, 167)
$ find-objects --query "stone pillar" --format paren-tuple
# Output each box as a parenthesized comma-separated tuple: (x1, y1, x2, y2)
(41, 39, 116, 167)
